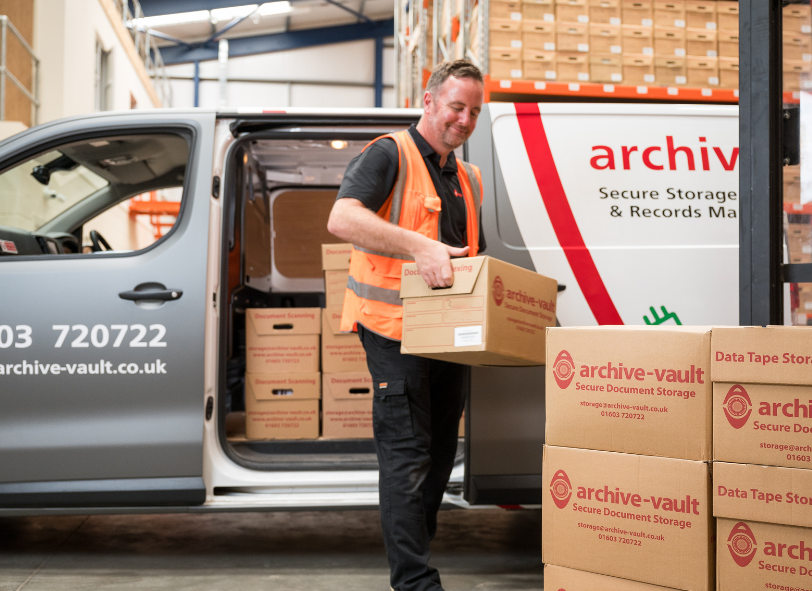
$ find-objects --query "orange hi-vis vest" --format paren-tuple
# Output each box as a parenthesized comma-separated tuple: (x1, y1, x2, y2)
(340, 129, 483, 341)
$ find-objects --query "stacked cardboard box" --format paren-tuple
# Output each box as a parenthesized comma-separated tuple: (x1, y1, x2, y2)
(711, 327, 812, 590)
(244, 308, 322, 439)
(543, 326, 715, 590)
(320, 244, 373, 439)
(784, 4, 812, 93)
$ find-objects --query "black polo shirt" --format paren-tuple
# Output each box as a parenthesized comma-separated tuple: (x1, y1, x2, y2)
(336, 125, 486, 252)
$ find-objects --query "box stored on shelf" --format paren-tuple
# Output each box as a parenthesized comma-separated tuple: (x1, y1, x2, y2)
(686, 28, 717, 57)
(321, 309, 367, 374)
(545, 326, 712, 460)
(491, 28, 524, 48)
(558, 51, 590, 80)
(400, 256, 558, 366)
(622, 25, 654, 54)
(589, 0, 621, 25)
(492, 0, 523, 19)
(490, 55, 524, 78)
(653, 1, 686, 29)
(714, 462, 812, 529)
(718, 56, 738, 88)
(490, 17, 522, 33)
(522, 20, 556, 49)
(654, 55, 687, 85)
(542, 445, 714, 591)
(322, 372, 374, 439)
(590, 53, 623, 81)
(717, 518, 812, 591)
(523, 49, 558, 79)
(244, 372, 321, 439)
(245, 308, 321, 373)
(623, 54, 655, 84)
(784, 33, 812, 61)
(687, 56, 719, 86)
(711, 326, 812, 386)
(622, 0, 654, 27)
(783, 3, 812, 35)
(523, 2, 555, 20)
(557, 21, 590, 51)
(685, 1, 716, 30)
(590, 23, 622, 53)
(654, 26, 686, 56)
(556, 0, 589, 23)
(716, 0, 738, 30)
(717, 30, 738, 57)
(544, 565, 681, 591)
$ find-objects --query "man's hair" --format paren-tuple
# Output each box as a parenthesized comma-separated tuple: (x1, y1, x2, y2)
(425, 60, 483, 96)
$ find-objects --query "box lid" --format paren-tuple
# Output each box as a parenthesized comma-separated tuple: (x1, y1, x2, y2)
(321, 243, 352, 271)
(323, 372, 374, 400)
(686, 0, 715, 12)
(521, 20, 555, 32)
(400, 256, 486, 298)
(247, 308, 322, 335)
(686, 28, 717, 41)
(590, 23, 621, 35)
(654, 26, 686, 39)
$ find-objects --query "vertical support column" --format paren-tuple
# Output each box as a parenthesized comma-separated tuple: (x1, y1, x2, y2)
(374, 36, 384, 108)
(739, 0, 784, 326)
(193, 60, 200, 108)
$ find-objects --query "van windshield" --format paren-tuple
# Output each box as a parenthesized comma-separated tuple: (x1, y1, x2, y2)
(0, 150, 110, 232)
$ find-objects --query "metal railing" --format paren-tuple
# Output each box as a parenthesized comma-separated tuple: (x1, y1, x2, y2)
(0, 16, 39, 125)
(111, 0, 173, 107)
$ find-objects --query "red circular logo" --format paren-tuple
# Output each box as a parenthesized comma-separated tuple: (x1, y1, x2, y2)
(723, 384, 752, 430)
(727, 522, 757, 567)
(549, 470, 573, 509)
(553, 350, 576, 389)
(493, 276, 504, 306)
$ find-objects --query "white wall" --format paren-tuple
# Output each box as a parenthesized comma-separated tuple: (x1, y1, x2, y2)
(33, 0, 158, 123)
(165, 38, 395, 110)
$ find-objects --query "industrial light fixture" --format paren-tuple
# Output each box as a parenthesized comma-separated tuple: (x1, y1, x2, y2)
(331, 140, 348, 150)
(133, 2, 292, 28)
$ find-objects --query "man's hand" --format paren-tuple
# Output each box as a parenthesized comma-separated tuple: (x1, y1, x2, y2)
(413, 237, 469, 288)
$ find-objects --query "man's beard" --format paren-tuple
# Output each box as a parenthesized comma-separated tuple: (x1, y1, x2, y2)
(438, 123, 469, 151)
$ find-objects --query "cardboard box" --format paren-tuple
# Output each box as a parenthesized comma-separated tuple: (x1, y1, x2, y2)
(784, 60, 812, 93)
(324, 269, 348, 310)
(491, 46, 522, 61)
(711, 326, 812, 387)
(245, 308, 321, 373)
(321, 309, 367, 374)
(623, 54, 655, 84)
(590, 23, 622, 53)
(718, 57, 738, 89)
(321, 372, 374, 439)
(686, 1, 716, 30)
(654, 26, 686, 56)
(557, 21, 590, 52)
(589, 0, 621, 25)
(655, 56, 687, 85)
(523, 51, 558, 79)
(623, 25, 654, 54)
(490, 17, 522, 33)
(713, 381, 812, 469)
(546, 326, 712, 460)
(542, 445, 714, 591)
(522, 2, 555, 20)
(399, 256, 558, 366)
(784, 32, 812, 61)
(654, 1, 686, 29)
(686, 29, 717, 57)
(492, 0, 524, 19)
(718, 31, 738, 58)
(590, 53, 623, 82)
(717, 518, 812, 591)
(244, 372, 321, 439)
(522, 20, 556, 50)
(556, 51, 590, 80)
(321, 243, 352, 271)
(491, 29, 524, 49)
(490, 56, 524, 78)
(544, 565, 681, 591)
(714, 462, 812, 528)
(686, 56, 719, 86)
(784, 4, 812, 35)
(522, 0, 553, 4)
(557, 3, 590, 23)
(623, 3, 654, 27)
(716, 1, 738, 31)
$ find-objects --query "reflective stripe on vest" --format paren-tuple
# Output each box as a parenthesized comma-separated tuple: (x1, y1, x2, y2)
(340, 129, 483, 340)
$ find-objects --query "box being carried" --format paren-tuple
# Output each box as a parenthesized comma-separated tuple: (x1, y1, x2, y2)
(399, 256, 558, 366)
(245, 308, 321, 373)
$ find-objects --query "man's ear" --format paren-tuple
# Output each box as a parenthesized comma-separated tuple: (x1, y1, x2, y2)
(423, 90, 433, 114)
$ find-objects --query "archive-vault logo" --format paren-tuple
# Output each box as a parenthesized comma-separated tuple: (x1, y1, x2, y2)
(723, 384, 752, 430)
(728, 522, 757, 567)
(549, 469, 573, 509)
(492, 276, 504, 306)
(552, 350, 575, 389)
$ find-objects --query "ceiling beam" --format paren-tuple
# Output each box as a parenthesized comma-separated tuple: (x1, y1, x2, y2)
(137, 0, 267, 16)
(159, 18, 394, 64)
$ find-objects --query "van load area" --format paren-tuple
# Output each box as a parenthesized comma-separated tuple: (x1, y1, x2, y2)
(219, 126, 464, 472)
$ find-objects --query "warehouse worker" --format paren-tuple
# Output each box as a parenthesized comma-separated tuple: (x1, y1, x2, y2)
(327, 60, 485, 591)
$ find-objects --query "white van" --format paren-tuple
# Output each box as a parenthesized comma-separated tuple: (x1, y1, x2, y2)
(0, 103, 738, 514)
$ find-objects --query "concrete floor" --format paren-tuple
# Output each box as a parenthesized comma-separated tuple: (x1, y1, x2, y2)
(0, 508, 543, 591)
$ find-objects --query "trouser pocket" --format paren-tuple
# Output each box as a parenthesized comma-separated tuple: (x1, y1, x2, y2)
(372, 377, 414, 440)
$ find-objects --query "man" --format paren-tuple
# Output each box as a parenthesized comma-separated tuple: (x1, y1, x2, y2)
(326, 60, 485, 591)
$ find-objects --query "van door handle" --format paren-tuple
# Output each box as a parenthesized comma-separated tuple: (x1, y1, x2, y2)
(119, 289, 183, 302)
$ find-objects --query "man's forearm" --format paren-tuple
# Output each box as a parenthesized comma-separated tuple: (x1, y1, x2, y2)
(328, 199, 427, 258)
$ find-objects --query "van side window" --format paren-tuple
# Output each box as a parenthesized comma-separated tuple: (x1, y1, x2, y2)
(0, 134, 189, 257)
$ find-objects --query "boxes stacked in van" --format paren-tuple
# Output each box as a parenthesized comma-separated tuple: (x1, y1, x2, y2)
(480, 0, 739, 89)
(542, 326, 715, 590)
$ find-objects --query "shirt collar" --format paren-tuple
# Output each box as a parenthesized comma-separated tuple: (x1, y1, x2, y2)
(408, 124, 458, 173)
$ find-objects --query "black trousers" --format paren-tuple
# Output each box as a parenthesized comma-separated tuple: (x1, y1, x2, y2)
(358, 325, 468, 591)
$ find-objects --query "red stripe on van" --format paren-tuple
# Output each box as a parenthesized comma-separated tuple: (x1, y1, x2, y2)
(514, 103, 623, 325)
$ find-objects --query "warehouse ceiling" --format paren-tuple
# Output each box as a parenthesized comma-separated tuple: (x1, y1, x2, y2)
(134, 0, 395, 48)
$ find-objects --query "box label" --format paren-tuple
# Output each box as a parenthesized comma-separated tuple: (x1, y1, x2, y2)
(454, 325, 483, 347)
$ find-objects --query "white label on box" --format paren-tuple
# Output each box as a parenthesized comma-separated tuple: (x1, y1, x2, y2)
(637, 85, 649, 93)
(708, 49, 718, 57)
(604, 84, 615, 92)
(642, 18, 653, 26)
(675, 48, 686, 56)
(454, 325, 483, 347)
(805, 54, 812, 62)
(577, 72, 590, 80)
(611, 73, 622, 82)
(544, 42, 556, 50)
(709, 76, 719, 85)
(644, 74, 655, 82)
(676, 75, 687, 84)
(511, 12, 522, 20)
(499, 79, 512, 88)
(643, 47, 654, 55)
(610, 17, 621, 25)
(675, 19, 685, 27)
(569, 82, 581, 90)
(534, 81, 547, 89)
(578, 43, 589, 52)
(804, 25, 812, 33)
(546, 70, 557, 79)
(611, 45, 622, 53)
(544, 13, 555, 21)
(511, 69, 523, 77)
(511, 39, 523, 48)
(806, 302, 812, 310)
(804, 245, 812, 254)
(578, 15, 589, 23)
(706, 21, 717, 29)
